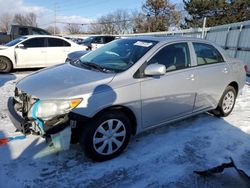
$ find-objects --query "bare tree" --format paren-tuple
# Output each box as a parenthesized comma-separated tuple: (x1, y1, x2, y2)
(25, 13, 37, 27)
(98, 14, 117, 34)
(13, 13, 37, 26)
(132, 11, 147, 33)
(64, 24, 81, 34)
(0, 13, 12, 32)
(45, 25, 60, 34)
(89, 9, 132, 34)
(88, 22, 103, 34)
(112, 10, 132, 34)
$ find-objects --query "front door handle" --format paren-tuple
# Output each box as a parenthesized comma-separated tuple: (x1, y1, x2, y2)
(222, 68, 228, 74)
(186, 74, 195, 81)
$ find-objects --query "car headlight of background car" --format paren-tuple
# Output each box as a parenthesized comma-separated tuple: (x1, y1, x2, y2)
(28, 99, 82, 120)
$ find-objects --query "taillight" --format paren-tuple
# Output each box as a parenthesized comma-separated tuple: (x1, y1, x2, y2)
(244, 65, 248, 73)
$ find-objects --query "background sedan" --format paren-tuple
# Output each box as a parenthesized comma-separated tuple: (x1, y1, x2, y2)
(0, 35, 87, 72)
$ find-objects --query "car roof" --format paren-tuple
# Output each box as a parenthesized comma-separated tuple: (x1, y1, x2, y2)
(126, 36, 210, 43)
(88, 35, 115, 37)
(23, 35, 67, 39)
(23, 35, 209, 43)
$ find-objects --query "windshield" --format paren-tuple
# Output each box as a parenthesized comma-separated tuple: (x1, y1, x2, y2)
(78, 39, 157, 72)
(83, 36, 94, 43)
(4, 36, 27, 47)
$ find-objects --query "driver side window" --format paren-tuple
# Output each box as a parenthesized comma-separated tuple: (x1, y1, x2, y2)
(22, 38, 45, 48)
(148, 43, 191, 72)
(93, 37, 104, 44)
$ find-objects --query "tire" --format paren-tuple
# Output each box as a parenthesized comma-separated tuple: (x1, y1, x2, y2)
(0, 57, 12, 73)
(211, 86, 236, 117)
(79, 110, 131, 161)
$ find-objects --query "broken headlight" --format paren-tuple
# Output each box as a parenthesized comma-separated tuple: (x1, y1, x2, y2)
(28, 99, 82, 120)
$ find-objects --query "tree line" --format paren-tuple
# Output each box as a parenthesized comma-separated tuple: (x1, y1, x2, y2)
(1, 0, 250, 34)
(66, 0, 182, 34)
(0, 13, 37, 32)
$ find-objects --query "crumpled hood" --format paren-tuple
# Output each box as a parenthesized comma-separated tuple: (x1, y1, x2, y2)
(17, 63, 116, 99)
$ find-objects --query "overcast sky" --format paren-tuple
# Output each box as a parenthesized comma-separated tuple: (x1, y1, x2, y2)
(0, 0, 183, 29)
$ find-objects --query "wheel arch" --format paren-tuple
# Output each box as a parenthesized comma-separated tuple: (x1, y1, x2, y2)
(93, 105, 137, 135)
(228, 81, 239, 96)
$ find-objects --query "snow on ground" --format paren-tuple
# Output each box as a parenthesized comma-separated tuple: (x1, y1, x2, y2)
(0, 72, 250, 188)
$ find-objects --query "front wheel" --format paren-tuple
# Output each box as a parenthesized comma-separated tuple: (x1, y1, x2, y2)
(0, 57, 12, 73)
(211, 86, 236, 117)
(79, 111, 131, 161)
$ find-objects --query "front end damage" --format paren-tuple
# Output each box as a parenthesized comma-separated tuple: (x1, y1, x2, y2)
(7, 88, 82, 150)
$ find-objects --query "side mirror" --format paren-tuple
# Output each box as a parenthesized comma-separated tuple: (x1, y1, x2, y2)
(17, 44, 25, 49)
(144, 63, 166, 76)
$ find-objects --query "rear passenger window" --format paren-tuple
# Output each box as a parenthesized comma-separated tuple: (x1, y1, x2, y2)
(148, 43, 191, 72)
(48, 38, 71, 47)
(193, 43, 224, 65)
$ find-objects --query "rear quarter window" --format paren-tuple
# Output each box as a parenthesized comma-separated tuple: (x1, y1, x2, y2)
(193, 43, 224, 66)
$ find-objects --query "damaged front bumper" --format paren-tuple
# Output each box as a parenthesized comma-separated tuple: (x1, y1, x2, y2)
(7, 97, 69, 135)
(7, 97, 31, 134)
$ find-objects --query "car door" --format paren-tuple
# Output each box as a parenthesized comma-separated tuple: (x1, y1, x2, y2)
(191, 42, 231, 111)
(140, 42, 197, 128)
(15, 37, 46, 67)
(46, 37, 71, 65)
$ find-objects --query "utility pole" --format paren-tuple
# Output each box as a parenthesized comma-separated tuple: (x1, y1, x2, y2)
(201, 17, 207, 39)
(54, 0, 57, 35)
(146, 13, 150, 33)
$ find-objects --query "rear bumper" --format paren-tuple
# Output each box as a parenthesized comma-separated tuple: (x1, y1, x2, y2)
(7, 97, 31, 134)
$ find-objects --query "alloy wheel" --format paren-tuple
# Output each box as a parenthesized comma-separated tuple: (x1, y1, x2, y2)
(0, 61, 7, 71)
(93, 119, 126, 155)
(222, 91, 235, 114)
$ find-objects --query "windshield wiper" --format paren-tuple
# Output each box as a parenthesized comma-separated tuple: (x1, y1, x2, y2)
(81, 61, 115, 73)
(83, 62, 104, 71)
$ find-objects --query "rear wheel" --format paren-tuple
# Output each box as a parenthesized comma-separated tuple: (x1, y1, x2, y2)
(0, 57, 12, 73)
(211, 86, 236, 117)
(79, 111, 131, 161)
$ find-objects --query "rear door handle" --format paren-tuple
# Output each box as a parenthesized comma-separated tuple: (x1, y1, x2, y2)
(186, 74, 195, 81)
(222, 68, 228, 74)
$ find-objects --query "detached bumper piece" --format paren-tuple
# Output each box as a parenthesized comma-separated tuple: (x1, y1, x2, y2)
(7, 97, 31, 134)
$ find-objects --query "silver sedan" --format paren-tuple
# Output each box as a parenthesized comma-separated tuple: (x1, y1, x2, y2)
(8, 37, 246, 161)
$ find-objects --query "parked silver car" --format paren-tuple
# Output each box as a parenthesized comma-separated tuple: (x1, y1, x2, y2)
(7, 37, 246, 161)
